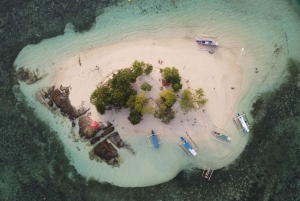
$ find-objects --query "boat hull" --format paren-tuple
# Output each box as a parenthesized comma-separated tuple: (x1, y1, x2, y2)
(152, 130, 159, 148)
(181, 137, 197, 156)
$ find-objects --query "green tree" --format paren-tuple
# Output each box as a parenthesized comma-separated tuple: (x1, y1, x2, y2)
(161, 67, 182, 91)
(132, 60, 145, 77)
(110, 68, 136, 90)
(159, 89, 176, 109)
(140, 82, 152, 91)
(90, 86, 111, 114)
(194, 88, 208, 106)
(135, 93, 148, 114)
(128, 110, 143, 125)
(126, 95, 136, 110)
(144, 64, 153, 75)
(154, 107, 175, 124)
(180, 89, 196, 112)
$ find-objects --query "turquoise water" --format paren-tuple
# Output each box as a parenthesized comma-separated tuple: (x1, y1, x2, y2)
(1, 0, 300, 200)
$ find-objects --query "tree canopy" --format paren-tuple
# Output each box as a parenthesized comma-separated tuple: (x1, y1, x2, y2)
(161, 67, 182, 92)
(140, 82, 152, 91)
(154, 90, 176, 124)
(180, 89, 196, 112)
(179, 88, 208, 113)
(158, 89, 176, 110)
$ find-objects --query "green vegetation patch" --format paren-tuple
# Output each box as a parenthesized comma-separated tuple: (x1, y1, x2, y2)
(161, 67, 182, 92)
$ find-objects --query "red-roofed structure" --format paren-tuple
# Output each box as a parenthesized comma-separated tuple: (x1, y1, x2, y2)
(161, 78, 170, 86)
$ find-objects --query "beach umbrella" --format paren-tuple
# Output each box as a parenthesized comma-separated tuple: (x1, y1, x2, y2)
(90, 121, 100, 130)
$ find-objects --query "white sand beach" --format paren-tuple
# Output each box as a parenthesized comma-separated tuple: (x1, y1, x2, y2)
(13, 0, 300, 187)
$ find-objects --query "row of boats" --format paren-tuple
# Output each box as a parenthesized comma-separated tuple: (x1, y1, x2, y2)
(149, 113, 250, 156)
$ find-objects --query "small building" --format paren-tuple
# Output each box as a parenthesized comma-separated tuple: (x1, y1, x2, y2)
(161, 78, 170, 86)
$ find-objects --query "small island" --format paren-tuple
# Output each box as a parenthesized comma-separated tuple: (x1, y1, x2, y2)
(14, 36, 245, 187)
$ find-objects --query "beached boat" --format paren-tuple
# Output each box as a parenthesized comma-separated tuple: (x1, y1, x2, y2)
(237, 113, 249, 132)
(195, 38, 218, 46)
(180, 137, 197, 156)
(151, 130, 159, 149)
(212, 131, 231, 141)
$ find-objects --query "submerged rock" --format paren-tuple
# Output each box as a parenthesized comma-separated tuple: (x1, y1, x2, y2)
(109, 132, 124, 148)
(16, 67, 47, 84)
(93, 139, 119, 163)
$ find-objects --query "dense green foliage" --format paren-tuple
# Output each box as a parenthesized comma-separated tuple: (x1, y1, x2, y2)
(144, 64, 153, 75)
(131, 60, 153, 76)
(154, 107, 175, 124)
(161, 67, 182, 92)
(180, 88, 208, 112)
(180, 89, 195, 112)
(90, 63, 139, 113)
(140, 82, 152, 91)
(154, 90, 176, 124)
(158, 90, 176, 110)
(128, 110, 143, 125)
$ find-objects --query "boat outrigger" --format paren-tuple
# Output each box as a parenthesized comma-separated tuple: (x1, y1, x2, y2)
(179, 136, 197, 156)
(195, 37, 218, 46)
(211, 131, 231, 144)
(146, 130, 162, 149)
(202, 166, 214, 181)
(233, 113, 250, 132)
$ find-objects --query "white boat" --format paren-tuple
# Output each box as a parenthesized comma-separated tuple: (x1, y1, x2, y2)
(237, 113, 249, 132)
(195, 38, 218, 46)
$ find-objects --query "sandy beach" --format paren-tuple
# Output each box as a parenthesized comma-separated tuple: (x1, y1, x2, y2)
(12, 0, 295, 187)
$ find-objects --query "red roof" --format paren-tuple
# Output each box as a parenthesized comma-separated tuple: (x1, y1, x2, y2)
(90, 121, 100, 130)
(162, 78, 169, 86)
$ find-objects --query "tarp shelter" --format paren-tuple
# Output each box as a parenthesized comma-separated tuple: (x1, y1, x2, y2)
(90, 121, 100, 130)
(161, 78, 170, 86)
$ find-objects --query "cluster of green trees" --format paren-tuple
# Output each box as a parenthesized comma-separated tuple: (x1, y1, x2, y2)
(90, 60, 153, 117)
(154, 89, 176, 124)
(179, 88, 208, 112)
(90, 62, 208, 125)
(160, 67, 183, 92)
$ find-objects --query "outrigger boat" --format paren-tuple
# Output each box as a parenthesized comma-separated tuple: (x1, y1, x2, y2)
(212, 131, 231, 141)
(233, 113, 250, 132)
(146, 130, 162, 149)
(195, 37, 218, 46)
(202, 166, 214, 181)
(180, 137, 197, 156)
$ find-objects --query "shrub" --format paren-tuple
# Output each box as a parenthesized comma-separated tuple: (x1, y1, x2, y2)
(194, 88, 208, 106)
(158, 89, 176, 109)
(141, 82, 152, 91)
(161, 67, 182, 91)
(144, 64, 153, 75)
(154, 107, 175, 124)
(128, 110, 143, 125)
(180, 89, 196, 112)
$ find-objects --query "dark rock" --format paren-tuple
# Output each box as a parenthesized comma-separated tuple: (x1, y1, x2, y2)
(72, 121, 75, 127)
(50, 87, 89, 118)
(90, 136, 101, 145)
(109, 132, 124, 148)
(43, 91, 48, 98)
(16, 67, 30, 81)
(93, 139, 118, 162)
(47, 100, 53, 107)
(78, 115, 94, 139)
(101, 121, 112, 130)
(99, 127, 114, 138)
(47, 86, 55, 95)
